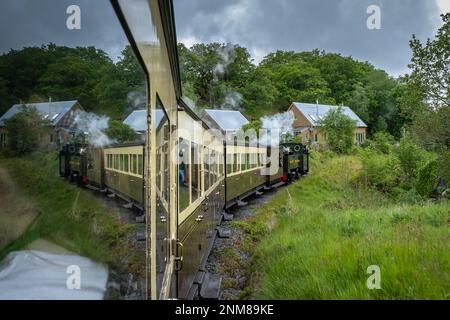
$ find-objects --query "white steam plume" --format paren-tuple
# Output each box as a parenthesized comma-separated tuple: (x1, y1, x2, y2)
(221, 91, 243, 111)
(213, 43, 237, 78)
(73, 110, 115, 147)
(127, 91, 147, 112)
(259, 111, 295, 146)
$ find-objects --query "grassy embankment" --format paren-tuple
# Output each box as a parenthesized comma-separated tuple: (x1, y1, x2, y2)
(0, 151, 135, 265)
(229, 151, 449, 299)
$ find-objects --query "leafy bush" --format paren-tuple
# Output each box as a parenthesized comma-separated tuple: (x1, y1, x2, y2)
(105, 120, 137, 143)
(394, 137, 428, 184)
(416, 159, 438, 198)
(4, 106, 51, 156)
(317, 106, 357, 154)
(360, 150, 401, 192)
(437, 150, 450, 190)
(364, 132, 395, 154)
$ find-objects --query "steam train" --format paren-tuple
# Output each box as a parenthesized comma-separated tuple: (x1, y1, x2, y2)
(58, 0, 309, 300)
(59, 126, 309, 300)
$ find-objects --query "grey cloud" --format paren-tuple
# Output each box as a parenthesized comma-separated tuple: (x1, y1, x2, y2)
(0, 0, 444, 76)
(174, 0, 444, 76)
(0, 0, 127, 60)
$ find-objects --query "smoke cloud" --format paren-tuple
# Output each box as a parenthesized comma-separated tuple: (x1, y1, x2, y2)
(73, 110, 114, 147)
(261, 111, 295, 135)
(259, 111, 296, 146)
(126, 90, 147, 114)
(221, 91, 243, 111)
(213, 43, 237, 78)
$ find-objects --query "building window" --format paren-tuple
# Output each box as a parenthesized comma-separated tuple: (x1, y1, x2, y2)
(314, 134, 318, 142)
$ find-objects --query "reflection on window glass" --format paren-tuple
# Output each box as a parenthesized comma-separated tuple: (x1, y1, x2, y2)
(163, 146, 169, 203)
(156, 149, 161, 192)
(191, 142, 200, 202)
(132, 154, 137, 174)
(226, 153, 232, 174)
(219, 152, 223, 177)
(241, 153, 246, 171)
(233, 153, 238, 173)
(114, 155, 119, 170)
(204, 147, 210, 191)
(179, 138, 190, 212)
(211, 151, 216, 186)
(124, 154, 129, 172)
(138, 155, 143, 175)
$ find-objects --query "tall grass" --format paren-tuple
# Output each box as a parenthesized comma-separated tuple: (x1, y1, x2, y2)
(246, 152, 449, 299)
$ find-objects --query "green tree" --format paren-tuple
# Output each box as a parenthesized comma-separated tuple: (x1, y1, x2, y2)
(0, 44, 144, 120)
(406, 13, 450, 187)
(240, 68, 279, 119)
(116, 45, 145, 89)
(4, 106, 50, 155)
(317, 106, 357, 154)
(105, 120, 136, 143)
(177, 42, 254, 108)
(409, 13, 449, 109)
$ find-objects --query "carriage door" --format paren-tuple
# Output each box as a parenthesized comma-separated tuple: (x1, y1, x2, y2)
(154, 100, 171, 298)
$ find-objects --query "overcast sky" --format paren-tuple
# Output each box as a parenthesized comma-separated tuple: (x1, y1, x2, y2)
(0, 0, 448, 77)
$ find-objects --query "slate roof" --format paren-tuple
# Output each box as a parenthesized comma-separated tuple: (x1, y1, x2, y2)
(0, 100, 79, 127)
(203, 109, 249, 131)
(292, 102, 367, 128)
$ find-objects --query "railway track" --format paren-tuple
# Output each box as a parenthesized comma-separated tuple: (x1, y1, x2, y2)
(204, 187, 281, 300)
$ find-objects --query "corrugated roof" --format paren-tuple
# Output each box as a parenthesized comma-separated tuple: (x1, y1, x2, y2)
(123, 109, 164, 132)
(203, 109, 249, 131)
(0, 100, 79, 127)
(292, 102, 367, 127)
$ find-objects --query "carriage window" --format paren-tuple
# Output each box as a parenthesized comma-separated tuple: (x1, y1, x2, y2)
(226, 153, 232, 174)
(241, 153, 246, 171)
(179, 138, 190, 212)
(191, 142, 200, 202)
(204, 147, 210, 191)
(211, 151, 217, 185)
(118, 154, 123, 171)
(233, 153, 238, 173)
(219, 152, 224, 177)
(124, 154, 129, 172)
(163, 146, 169, 203)
(114, 155, 119, 170)
(131, 154, 137, 174)
(138, 155, 143, 175)
(246, 153, 250, 170)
